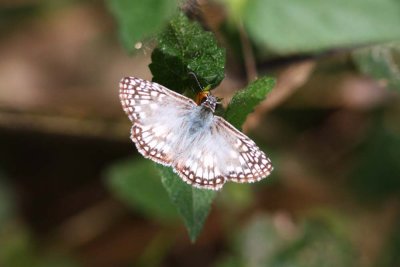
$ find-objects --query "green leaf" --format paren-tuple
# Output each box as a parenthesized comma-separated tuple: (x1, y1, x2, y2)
(225, 77, 275, 129)
(106, 158, 178, 221)
(353, 42, 400, 91)
(149, 13, 225, 93)
(107, 0, 177, 52)
(158, 166, 217, 242)
(147, 12, 224, 242)
(243, 0, 400, 54)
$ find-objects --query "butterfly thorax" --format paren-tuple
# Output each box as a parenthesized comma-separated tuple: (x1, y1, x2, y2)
(186, 94, 217, 134)
(200, 94, 218, 113)
(186, 103, 215, 135)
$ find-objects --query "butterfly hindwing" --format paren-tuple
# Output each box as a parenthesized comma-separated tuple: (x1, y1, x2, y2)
(214, 117, 273, 183)
(172, 116, 273, 190)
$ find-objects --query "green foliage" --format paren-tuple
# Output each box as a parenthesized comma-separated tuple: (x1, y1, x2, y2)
(243, 0, 400, 54)
(0, 227, 80, 267)
(158, 166, 216, 242)
(214, 256, 242, 267)
(377, 215, 400, 267)
(270, 222, 355, 267)
(0, 4, 39, 35)
(107, 0, 177, 52)
(353, 43, 400, 91)
(350, 113, 400, 200)
(149, 13, 225, 93)
(0, 177, 14, 227)
(225, 77, 275, 130)
(106, 158, 178, 221)
(0, 175, 80, 267)
(236, 213, 356, 267)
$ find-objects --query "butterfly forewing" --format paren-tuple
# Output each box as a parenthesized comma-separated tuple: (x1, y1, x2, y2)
(119, 77, 195, 165)
(119, 77, 273, 190)
(119, 77, 195, 123)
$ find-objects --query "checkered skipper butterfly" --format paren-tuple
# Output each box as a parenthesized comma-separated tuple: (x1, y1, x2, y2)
(119, 77, 273, 190)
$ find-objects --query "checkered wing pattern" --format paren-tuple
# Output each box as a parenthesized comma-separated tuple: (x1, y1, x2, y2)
(119, 77, 196, 166)
(173, 116, 273, 190)
(119, 77, 273, 190)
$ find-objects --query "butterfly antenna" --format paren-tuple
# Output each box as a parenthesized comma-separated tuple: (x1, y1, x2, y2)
(188, 72, 203, 91)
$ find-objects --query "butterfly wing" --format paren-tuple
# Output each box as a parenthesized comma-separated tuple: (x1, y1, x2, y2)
(173, 116, 273, 190)
(119, 77, 196, 165)
(120, 77, 273, 190)
(214, 116, 273, 182)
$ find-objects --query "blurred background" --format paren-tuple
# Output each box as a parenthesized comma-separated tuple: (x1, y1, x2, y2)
(1, 0, 400, 266)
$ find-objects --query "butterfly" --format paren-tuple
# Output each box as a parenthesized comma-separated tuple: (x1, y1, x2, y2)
(119, 77, 273, 190)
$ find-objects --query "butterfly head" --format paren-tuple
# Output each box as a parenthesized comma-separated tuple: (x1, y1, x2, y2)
(200, 93, 219, 113)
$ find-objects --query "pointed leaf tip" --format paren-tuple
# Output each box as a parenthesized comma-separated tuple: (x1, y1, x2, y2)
(158, 166, 217, 241)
